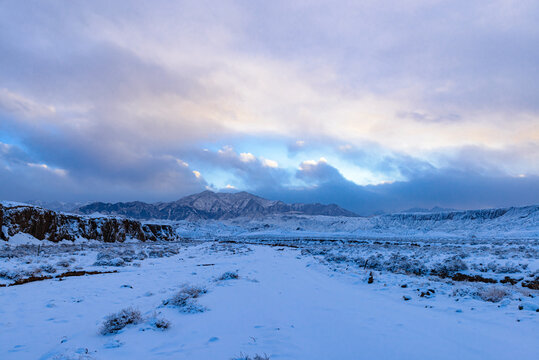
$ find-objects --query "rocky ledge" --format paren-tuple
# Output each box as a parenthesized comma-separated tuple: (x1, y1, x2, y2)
(0, 204, 178, 243)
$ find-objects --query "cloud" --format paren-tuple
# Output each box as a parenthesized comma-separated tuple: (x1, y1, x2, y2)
(0, 142, 207, 203)
(0, 88, 56, 118)
(190, 146, 289, 191)
(258, 158, 539, 215)
(371, 170, 539, 212)
(0, 1, 537, 209)
(26, 163, 68, 177)
(287, 140, 307, 154)
(262, 159, 279, 168)
(2, 0, 537, 155)
(297, 158, 339, 184)
(396, 110, 462, 124)
(0, 142, 33, 166)
(239, 153, 256, 163)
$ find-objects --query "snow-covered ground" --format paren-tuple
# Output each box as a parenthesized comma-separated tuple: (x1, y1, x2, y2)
(173, 205, 539, 241)
(0, 241, 537, 360)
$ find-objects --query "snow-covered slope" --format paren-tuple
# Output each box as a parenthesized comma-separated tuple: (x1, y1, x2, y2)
(174, 205, 539, 240)
(3, 200, 538, 242)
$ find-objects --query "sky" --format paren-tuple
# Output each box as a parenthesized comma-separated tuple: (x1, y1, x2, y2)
(0, 0, 538, 215)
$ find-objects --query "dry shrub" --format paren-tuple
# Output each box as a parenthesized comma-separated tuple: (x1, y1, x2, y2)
(218, 271, 239, 280)
(56, 259, 71, 268)
(477, 287, 509, 303)
(100, 307, 142, 335)
(163, 285, 208, 313)
(149, 316, 171, 330)
(232, 353, 270, 360)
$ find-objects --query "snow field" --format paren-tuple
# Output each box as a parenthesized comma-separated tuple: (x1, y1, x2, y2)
(0, 242, 537, 359)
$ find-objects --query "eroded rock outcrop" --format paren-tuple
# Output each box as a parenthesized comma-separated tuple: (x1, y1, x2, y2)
(0, 204, 178, 243)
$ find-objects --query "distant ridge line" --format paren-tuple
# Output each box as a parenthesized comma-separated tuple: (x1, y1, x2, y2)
(75, 190, 359, 220)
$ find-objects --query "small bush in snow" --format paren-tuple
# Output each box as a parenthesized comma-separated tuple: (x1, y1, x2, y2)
(0, 268, 30, 281)
(148, 249, 165, 258)
(56, 259, 71, 268)
(117, 249, 135, 263)
(135, 250, 148, 260)
(165, 246, 180, 255)
(39, 263, 57, 273)
(302, 248, 326, 256)
(163, 285, 208, 313)
(149, 317, 171, 330)
(29, 267, 43, 276)
(383, 253, 427, 275)
(100, 307, 142, 335)
(324, 254, 349, 263)
(364, 254, 385, 271)
(232, 353, 270, 360)
(477, 287, 510, 303)
(218, 271, 239, 280)
(93, 253, 125, 267)
(180, 285, 207, 298)
(0, 269, 9, 279)
(49, 349, 96, 360)
(95, 252, 112, 261)
(181, 300, 207, 313)
(430, 256, 468, 277)
(352, 256, 366, 266)
(452, 287, 475, 298)
(496, 262, 522, 274)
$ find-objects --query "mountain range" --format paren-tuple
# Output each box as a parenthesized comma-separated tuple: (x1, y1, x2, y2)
(76, 190, 358, 220)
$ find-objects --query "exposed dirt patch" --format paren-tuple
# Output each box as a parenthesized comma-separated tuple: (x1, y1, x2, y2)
(521, 279, 539, 290)
(3, 270, 118, 287)
(500, 276, 522, 285)
(451, 273, 497, 283)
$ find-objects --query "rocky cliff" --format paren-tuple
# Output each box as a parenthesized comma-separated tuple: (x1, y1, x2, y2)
(0, 203, 178, 243)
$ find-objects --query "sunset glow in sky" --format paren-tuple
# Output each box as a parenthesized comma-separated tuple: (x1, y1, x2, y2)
(1, 1, 538, 214)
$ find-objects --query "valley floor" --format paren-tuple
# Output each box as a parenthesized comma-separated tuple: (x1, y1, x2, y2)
(0, 242, 537, 360)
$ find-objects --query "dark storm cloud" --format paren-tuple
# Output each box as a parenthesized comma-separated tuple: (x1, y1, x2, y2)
(255, 159, 539, 215)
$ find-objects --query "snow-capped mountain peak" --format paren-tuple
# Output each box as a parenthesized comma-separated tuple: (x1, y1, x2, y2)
(76, 191, 358, 220)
